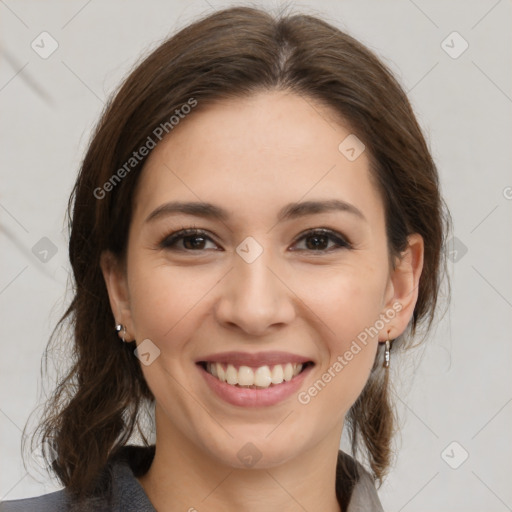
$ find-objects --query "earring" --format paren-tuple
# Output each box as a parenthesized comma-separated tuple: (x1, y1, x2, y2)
(383, 332, 392, 368)
(115, 323, 128, 343)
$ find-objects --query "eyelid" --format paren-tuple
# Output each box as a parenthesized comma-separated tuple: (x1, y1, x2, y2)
(159, 227, 219, 250)
(159, 227, 352, 252)
(291, 227, 352, 251)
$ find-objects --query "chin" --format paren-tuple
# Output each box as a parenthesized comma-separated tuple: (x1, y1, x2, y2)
(205, 437, 305, 470)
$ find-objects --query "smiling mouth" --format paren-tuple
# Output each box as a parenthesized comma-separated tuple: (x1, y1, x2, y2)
(197, 361, 314, 389)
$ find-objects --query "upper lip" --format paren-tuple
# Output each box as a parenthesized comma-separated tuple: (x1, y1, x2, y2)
(195, 351, 314, 367)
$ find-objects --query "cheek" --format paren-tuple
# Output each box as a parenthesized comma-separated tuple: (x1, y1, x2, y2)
(126, 258, 220, 345)
(292, 265, 384, 399)
(290, 261, 387, 339)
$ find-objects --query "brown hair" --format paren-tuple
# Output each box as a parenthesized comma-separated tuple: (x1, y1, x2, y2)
(24, 4, 451, 503)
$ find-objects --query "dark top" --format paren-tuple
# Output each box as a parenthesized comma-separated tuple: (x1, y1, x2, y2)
(0, 445, 384, 511)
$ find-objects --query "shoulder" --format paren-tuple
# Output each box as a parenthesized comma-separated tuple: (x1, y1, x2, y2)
(0, 445, 156, 512)
(0, 489, 70, 512)
(336, 450, 385, 512)
(348, 461, 385, 512)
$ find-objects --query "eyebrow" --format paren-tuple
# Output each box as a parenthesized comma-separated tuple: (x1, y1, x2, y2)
(145, 199, 367, 224)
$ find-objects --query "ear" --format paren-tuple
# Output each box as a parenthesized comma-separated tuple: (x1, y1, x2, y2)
(379, 233, 424, 341)
(100, 250, 134, 342)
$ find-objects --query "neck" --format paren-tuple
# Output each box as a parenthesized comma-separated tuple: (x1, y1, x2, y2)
(137, 409, 344, 512)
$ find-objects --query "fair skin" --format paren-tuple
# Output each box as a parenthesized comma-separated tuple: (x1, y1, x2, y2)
(101, 90, 423, 512)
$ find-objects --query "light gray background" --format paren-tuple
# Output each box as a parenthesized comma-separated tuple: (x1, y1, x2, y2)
(1, 1, 511, 510)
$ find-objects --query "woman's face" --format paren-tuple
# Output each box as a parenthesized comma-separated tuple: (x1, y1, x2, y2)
(102, 90, 422, 468)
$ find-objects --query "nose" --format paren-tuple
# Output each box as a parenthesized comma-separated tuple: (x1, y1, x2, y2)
(214, 247, 296, 336)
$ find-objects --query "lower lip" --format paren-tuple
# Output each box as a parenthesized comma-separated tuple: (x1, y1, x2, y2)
(197, 363, 314, 407)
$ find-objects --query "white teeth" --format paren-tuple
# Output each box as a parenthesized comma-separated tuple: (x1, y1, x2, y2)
(271, 364, 284, 384)
(238, 365, 254, 386)
(217, 364, 226, 382)
(226, 364, 238, 385)
(254, 366, 272, 387)
(205, 362, 304, 388)
(284, 362, 293, 382)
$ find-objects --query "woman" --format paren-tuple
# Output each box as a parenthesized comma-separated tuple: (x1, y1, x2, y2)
(1, 5, 449, 511)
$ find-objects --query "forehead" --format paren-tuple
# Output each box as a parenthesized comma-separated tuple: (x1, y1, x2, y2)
(132, 90, 384, 229)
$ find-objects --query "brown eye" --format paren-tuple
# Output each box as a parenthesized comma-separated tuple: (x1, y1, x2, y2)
(159, 228, 350, 253)
(160, 229, 219, 251)
(291, 229, 351, 252)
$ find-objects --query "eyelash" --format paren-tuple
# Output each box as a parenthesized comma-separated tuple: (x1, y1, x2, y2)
(159, 226, 352, 253)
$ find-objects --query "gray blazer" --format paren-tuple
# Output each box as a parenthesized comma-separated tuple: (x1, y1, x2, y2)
(0, 445, 384, 511)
